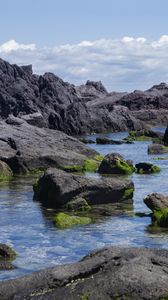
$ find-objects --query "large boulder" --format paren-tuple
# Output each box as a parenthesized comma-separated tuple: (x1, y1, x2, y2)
(1, 247, 168, 299)
(0, 121, 97, 174)
(33, 168, 134, 208)
(144, 193, 168, 211)
(98, 153, 134, 175)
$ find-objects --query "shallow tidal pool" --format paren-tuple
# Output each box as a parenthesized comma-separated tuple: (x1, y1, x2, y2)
(1, 127, 168, 280)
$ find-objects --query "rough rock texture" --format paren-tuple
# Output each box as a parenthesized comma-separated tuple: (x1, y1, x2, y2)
(117, 82, 168, 125)
(144, 193, 168, 211)
(135, 162, 160, 174)
(148, 143, 168, 154)
(34, 168, 134, 208)
(98, 153, 134, 175)
(1, 247, 168, 299)
(0, 244, 17, 271)
(0, 58, 153, 135)
(0, 121, 97, 174)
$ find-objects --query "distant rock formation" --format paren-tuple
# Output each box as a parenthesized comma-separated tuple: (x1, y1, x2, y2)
(0, 58, 168, 135)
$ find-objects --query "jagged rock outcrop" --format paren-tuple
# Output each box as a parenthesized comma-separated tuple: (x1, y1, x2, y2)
(0, 58, 150, 135)
(1, 247, 168, 299)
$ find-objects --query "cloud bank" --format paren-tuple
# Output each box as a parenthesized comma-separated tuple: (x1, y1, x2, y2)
(0, 36, 168, 91)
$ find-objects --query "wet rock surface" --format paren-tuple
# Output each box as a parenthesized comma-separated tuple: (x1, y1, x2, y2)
(1, 247, 168, 299)
(0, 121, 96, 174)
(34, 168, 134, 208)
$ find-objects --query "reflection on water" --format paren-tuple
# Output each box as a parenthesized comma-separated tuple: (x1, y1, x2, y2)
(1, 128, 168, 280)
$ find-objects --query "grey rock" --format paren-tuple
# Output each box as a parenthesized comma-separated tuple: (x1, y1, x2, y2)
(1, 247, 168, 299)
(0, 121, 97, 174)
(144, 193, 168, 211)
(148, 143, 168, 154)
(34, 168, 134, 208)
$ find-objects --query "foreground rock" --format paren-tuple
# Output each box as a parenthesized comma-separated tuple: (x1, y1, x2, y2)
(135, 162, 160, 174)
(0, 121, 97, 174)
(0, 244, 17, 271)
(34, 168, 134, 208)
(1, 247, 168, 299)
(98, 153, 134, 175)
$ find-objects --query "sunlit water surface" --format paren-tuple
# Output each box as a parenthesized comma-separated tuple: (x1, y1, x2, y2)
(1, 127, 168, 280)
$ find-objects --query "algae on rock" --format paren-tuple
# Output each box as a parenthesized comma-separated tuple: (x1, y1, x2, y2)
(53, 212, 91, 229)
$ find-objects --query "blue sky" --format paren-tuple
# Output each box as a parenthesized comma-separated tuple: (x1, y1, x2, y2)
(0, 0, 168, 91)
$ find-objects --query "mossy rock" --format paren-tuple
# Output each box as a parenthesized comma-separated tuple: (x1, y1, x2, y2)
(0, 161, 13, 181)
(98, 153, 134, 175)
(122, 188, 134, 200)
(152, 209, 168, 227)
(135, 162, 161, 174)
(66, 198, 91, 212)
(0, 244, 17, 261)
(53, 212, 92, 229)
(63, 155, 104, 173)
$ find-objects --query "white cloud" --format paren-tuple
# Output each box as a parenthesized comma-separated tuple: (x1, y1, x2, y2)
(1, 36, 168, 91)
(0, 40, 36, 53)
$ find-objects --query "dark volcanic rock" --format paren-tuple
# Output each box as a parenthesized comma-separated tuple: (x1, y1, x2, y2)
(34, 168, 134, 208)
(96, 137, 124, 144)
(98, 153, 134, 175)
(0, 244, 17, 271)
(135, 162, 160, 174)
(0, 121, 97, 174)
(0, 58, 144, 135)
(1, 247, 168, 299)
(144, 193, 168, 211)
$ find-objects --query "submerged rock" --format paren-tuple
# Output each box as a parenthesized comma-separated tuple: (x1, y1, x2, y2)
(1, 247, 168, 299)
(53, 212, 91, 229)
(98, 153, 134, 175)
(33, 168, 134, 208)
(135, 162, 160, 174)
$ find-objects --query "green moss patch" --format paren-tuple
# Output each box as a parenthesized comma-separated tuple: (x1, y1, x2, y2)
(152, 208, 168, 227)
(63, 155, 104, 173)
(115, 160, 134, 175)
(122, 188, 134, 200)
(53, 212, 91, 229)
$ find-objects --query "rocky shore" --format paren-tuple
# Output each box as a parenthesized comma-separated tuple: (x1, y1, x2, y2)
(1, 58, 168, 299)
(1, 246, 168, 299)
